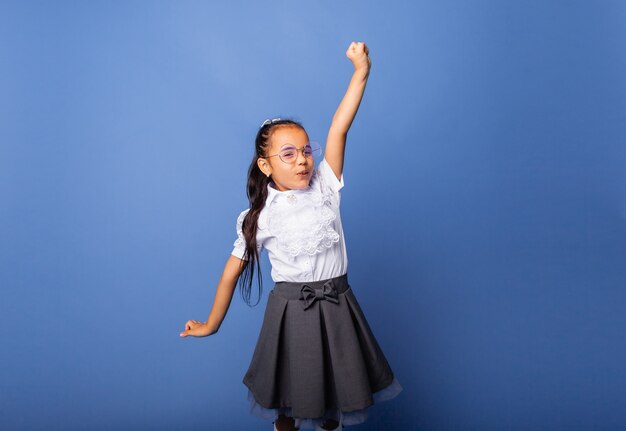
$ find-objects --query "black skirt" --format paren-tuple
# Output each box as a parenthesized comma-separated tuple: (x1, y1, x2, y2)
(242, 273, 403, 429)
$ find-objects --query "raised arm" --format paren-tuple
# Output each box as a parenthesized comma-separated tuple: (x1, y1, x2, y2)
(180, 254, 245, 337)
(324, 41, 372, 180)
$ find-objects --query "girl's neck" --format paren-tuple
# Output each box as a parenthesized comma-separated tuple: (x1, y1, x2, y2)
(269, 181, 308, 193)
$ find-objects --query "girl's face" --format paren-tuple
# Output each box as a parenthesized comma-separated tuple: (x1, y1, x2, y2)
(258, 125, 314, 191)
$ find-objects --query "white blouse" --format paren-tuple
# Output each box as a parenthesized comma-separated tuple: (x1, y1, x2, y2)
(231, 158, 347, 282)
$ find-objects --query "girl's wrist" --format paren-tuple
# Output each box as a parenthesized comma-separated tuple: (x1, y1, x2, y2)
(205, 319, 220, 334)
(352, 68, 370, 82)
(353, 65, 370, 77)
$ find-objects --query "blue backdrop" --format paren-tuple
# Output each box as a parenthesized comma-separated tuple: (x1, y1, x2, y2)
(2, 1, 625, 430)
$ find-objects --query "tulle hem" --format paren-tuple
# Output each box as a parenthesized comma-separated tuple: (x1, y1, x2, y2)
(246, 376, 403, 429)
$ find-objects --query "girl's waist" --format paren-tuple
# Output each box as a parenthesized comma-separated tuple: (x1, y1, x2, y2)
(272, 273, 349, 300)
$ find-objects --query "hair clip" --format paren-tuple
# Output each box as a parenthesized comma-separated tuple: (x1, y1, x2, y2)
(261, 117, 281, 127)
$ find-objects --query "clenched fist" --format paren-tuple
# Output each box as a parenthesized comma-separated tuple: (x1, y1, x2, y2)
(346, 41, 371, 72)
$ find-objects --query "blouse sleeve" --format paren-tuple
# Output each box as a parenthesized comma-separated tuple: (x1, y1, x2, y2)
(231, 209, 250, 260)
(317, 157, 345, 193)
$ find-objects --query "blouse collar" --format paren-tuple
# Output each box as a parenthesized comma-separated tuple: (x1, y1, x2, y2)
(265, 178, 313, 207)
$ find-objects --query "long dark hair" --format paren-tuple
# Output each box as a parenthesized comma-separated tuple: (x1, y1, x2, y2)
(238, 118, 305, 306)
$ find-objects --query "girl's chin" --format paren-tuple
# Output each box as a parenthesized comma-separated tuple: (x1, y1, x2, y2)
(273, 175, 311, 191)
(292, 179, 310, 189)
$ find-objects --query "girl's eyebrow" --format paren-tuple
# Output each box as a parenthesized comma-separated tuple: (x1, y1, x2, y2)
(279, 143, 309, 149)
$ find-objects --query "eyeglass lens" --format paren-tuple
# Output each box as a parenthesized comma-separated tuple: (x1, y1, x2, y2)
(279, 143, 320, 162)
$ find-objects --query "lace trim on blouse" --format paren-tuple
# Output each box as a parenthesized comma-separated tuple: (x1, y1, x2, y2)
(266, 168, 340, 258)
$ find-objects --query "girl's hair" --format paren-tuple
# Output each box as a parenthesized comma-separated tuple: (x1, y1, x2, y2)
(238, 118, 305, 306)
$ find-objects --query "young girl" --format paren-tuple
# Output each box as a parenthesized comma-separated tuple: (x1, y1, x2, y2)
(180, 41, 402, 430)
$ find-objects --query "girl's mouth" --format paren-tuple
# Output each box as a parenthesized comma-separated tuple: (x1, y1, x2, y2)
(297, 171, 309, 177)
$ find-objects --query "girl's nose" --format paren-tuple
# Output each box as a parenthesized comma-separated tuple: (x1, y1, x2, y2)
(296, 148, 307, 164)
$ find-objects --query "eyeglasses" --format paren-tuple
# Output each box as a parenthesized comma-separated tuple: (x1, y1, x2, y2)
(265, 142, 322, 164)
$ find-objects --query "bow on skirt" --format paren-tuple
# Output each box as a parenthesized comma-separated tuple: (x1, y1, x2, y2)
(299, 280, 340, 310)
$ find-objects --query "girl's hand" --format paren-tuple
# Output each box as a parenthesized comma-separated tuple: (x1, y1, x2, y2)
(346, 41, 371, 72)
(180, 319, 217, 337)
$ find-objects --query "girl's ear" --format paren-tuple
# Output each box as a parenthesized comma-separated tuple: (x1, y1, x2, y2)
(257, 157, 271, 178)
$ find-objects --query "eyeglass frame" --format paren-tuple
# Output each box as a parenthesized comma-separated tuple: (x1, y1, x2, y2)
(263, 142, 322, 164)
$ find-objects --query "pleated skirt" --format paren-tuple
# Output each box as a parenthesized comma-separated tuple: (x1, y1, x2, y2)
(242, 273, 403, 429)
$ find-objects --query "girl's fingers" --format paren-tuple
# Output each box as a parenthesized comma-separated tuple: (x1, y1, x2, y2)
(348, 41, 369, 55)
(184, 320, 199, 331)
(181, 325, 194, 336)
